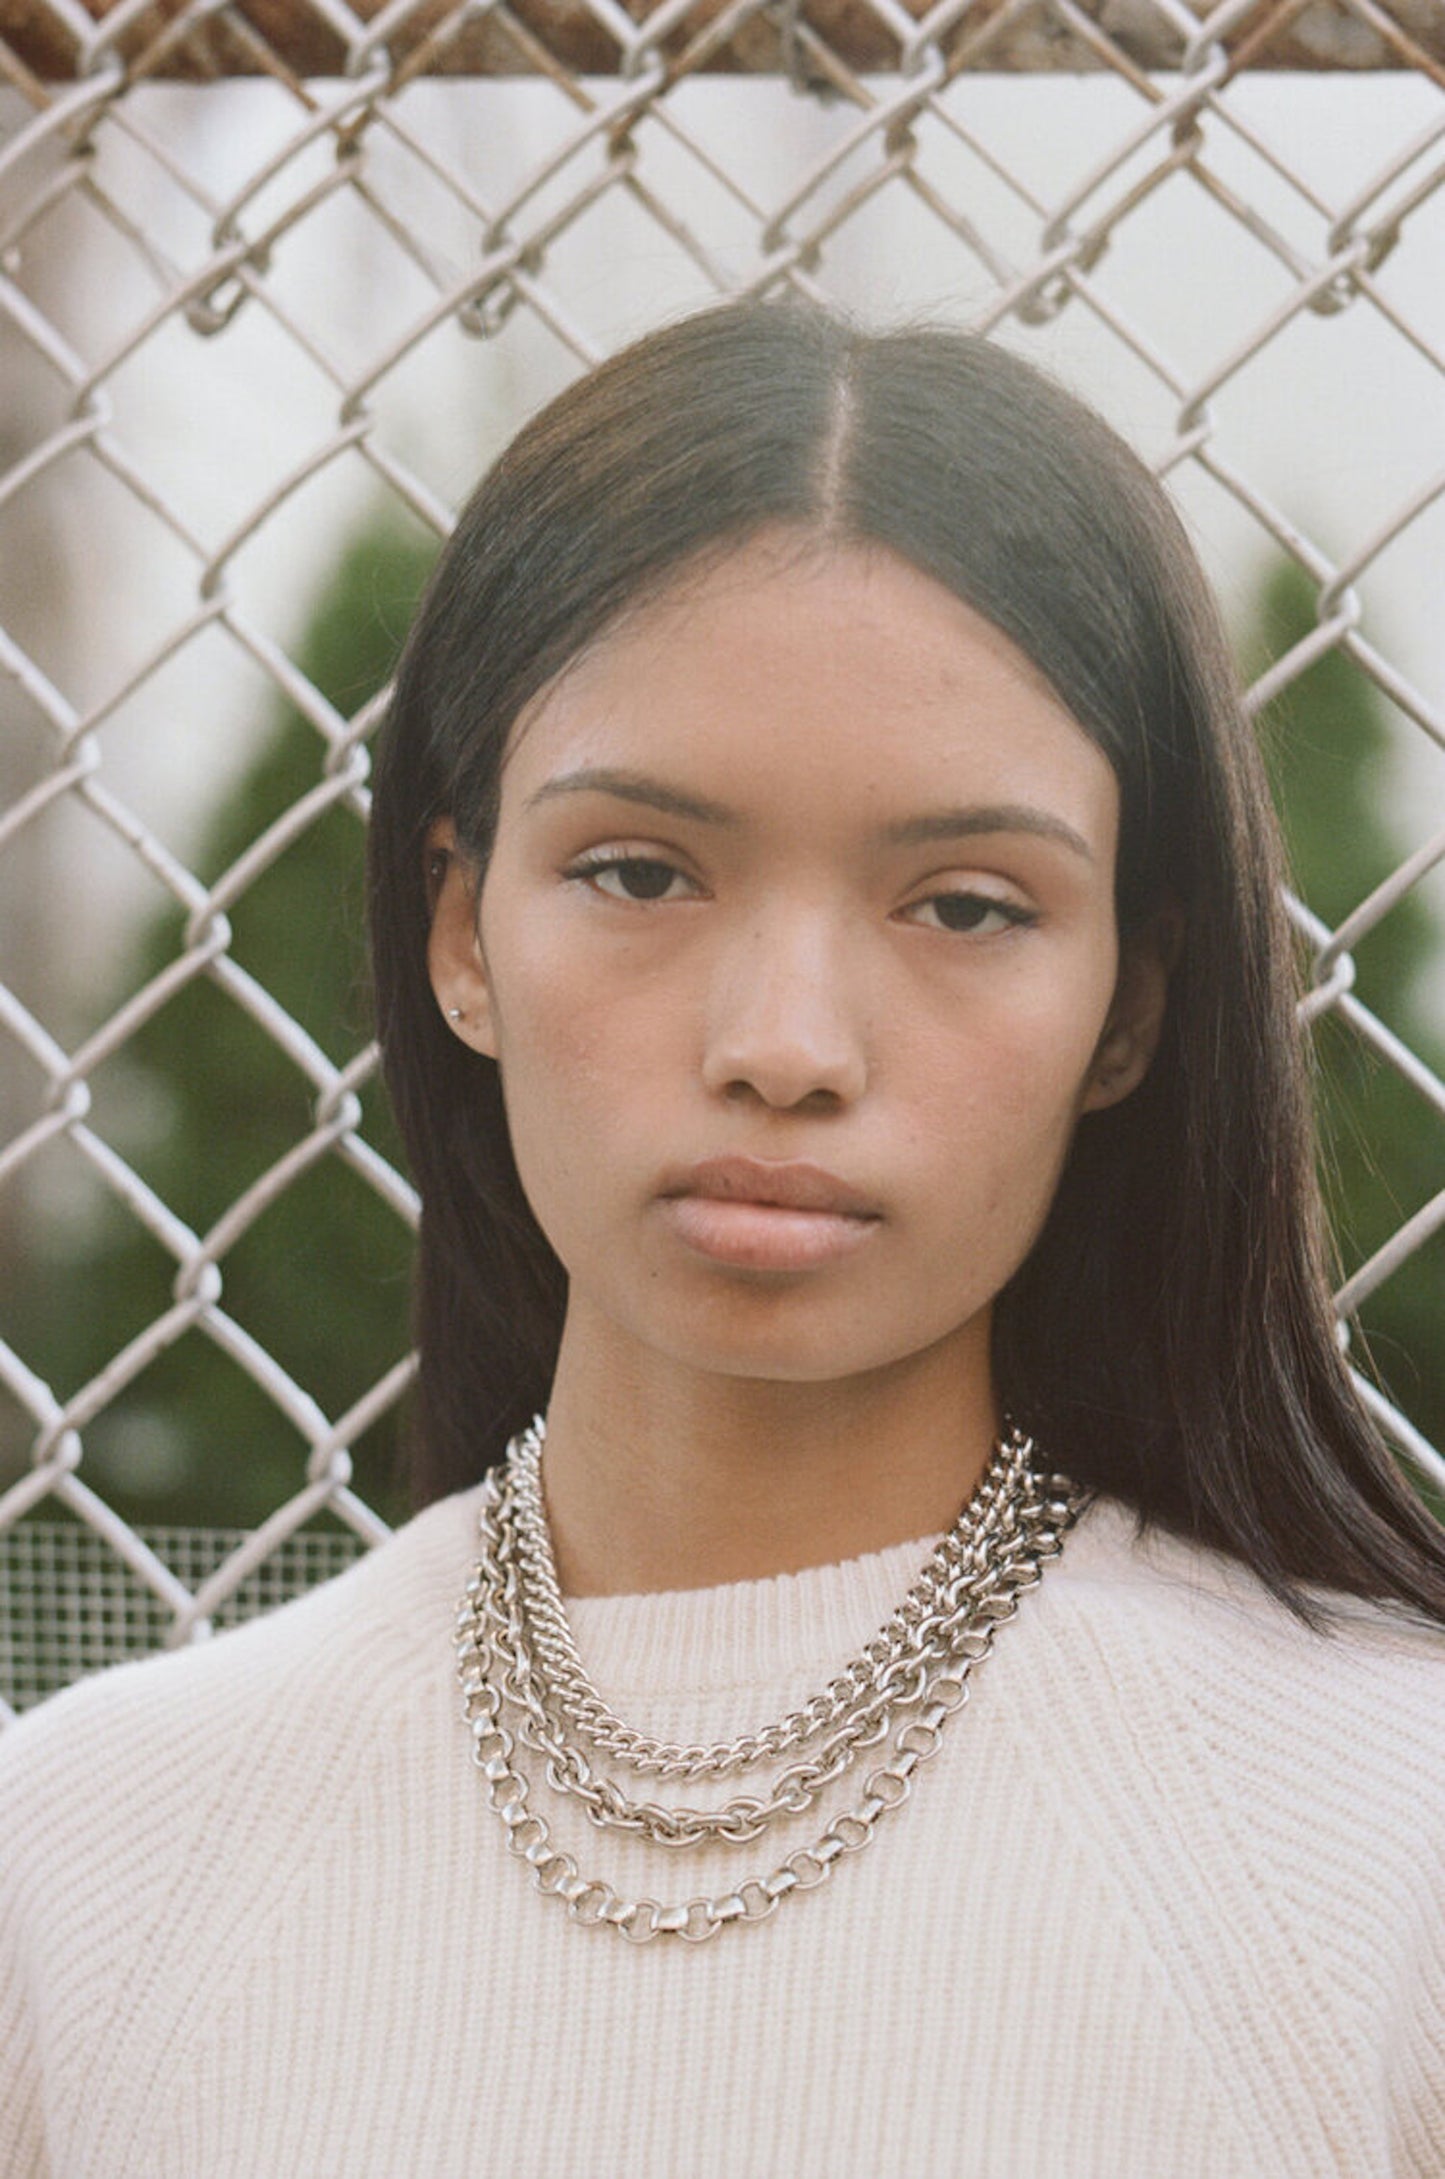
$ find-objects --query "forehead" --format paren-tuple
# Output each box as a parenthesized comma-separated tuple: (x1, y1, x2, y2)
(502, 531, 1118, 845)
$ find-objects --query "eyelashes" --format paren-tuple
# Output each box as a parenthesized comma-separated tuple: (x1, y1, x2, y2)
(904, 895, 1037, 936)
(564, 851, 696, 903)
(562, 849, 1039, 934)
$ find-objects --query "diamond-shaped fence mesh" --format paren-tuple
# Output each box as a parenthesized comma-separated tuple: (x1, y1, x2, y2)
(1, 2, 1443, 1719)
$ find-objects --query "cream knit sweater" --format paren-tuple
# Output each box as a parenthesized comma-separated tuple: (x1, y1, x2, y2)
(2, 1484, 1444, 2178)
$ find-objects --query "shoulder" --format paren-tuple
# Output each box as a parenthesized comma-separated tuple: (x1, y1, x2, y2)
(1033, 1490, 1445, 1825)
(1007, 1494, 1445, 2002)
(0, 1487, 490, 2167)
(0, 1484, 487, 1889)
(999, 1497, 1445, 2162)
(1052, 1488, 1445, 1679)
(1059, 1488, 1445, 1651)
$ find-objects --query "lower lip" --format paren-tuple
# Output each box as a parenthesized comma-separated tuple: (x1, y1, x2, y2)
(659, 1195, 879, 1271)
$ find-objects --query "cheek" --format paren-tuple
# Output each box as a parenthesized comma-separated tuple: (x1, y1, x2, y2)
(486, 934, 668, 1238)
(502, 974, 660, 1112)
(486, 908, 601, 1077)
(912, 962, 1116, 1123)
(900, 967, 1117, 1236)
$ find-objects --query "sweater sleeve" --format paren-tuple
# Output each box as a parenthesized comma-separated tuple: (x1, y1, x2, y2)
(0, 1720, 55, 2179)
(0, 1520, 445, 2179)
(0, 1993, 46, 2178)
(1393, 1865, 1445, 2174)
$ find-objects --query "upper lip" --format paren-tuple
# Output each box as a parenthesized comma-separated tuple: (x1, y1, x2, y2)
(661, 1156, 880, 1218)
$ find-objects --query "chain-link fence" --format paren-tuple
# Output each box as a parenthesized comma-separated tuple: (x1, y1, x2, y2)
(2, 1, 1443, 1719)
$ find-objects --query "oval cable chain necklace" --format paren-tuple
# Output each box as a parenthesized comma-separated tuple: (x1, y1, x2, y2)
(455, 1417, 1082, 1944)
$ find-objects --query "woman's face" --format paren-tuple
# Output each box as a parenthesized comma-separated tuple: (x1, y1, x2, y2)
(430, 532, 1167, 1393)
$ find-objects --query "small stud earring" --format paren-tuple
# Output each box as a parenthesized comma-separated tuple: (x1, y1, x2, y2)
(447, 1006, 464, 1022)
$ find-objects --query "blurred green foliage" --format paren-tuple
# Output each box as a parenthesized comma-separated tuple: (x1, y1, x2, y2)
(1252, 559, 1445, 1473)
(13, 511, 438, 1529)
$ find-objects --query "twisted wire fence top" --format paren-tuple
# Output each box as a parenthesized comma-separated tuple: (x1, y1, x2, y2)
(1, 1, 1442, 1717)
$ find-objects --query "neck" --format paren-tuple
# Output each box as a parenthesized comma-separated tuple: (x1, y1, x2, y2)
(537, 1306, 999, 1596)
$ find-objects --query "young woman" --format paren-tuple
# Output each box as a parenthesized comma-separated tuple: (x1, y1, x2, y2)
(3, 299, 1444, 2177)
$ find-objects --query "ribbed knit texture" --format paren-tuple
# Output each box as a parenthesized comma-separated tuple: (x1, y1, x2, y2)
(2, 1488, 1444, 2177)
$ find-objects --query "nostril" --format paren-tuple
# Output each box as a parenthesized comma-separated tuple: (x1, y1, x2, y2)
(721, 1077, 845, 1116)
(702, 947, 869, 1109)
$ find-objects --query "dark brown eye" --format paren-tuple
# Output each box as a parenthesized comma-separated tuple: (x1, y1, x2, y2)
(570, 854, 688, 902)
(909, 891, 1032, 935)
(610, 859, 677, 900)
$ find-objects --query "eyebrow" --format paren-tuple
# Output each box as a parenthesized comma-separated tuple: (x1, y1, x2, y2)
(525, 766, 1093, 863)
(525, 767, 738, 828)
(882, 804, 1093, 862)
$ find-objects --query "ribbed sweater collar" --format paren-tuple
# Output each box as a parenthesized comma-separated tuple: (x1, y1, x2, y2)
(561, 1528, 947, 1699)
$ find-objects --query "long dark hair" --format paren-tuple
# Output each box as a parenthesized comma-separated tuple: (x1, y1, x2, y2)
(368, 297, 1445, 1627)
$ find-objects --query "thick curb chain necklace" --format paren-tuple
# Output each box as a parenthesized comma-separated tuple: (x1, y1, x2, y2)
(455, 1419, 1082, 1945)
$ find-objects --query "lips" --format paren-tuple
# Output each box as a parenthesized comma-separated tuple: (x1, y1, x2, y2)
(661, 1156, 880, 1217)
(657, 1156, 881, 1271)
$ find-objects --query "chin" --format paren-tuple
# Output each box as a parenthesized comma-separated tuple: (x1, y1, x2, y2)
(628, 1302, 943, 1389)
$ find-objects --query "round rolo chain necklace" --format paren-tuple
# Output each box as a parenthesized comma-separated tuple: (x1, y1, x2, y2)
(455, 1417, 1082, 1944)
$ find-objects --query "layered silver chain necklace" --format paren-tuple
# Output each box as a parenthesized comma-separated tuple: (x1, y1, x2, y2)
(455, 1416, 1082, 1944)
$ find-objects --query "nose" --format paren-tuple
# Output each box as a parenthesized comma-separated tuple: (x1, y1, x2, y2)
(700, 909, 869, 1111)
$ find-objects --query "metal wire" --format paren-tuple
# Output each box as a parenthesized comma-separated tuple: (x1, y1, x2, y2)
(0, 1518, 366, 1718)
(1, 2, 1442, 1714)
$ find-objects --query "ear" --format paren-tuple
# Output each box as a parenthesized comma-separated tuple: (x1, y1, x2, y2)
(1079, 902, 1181, 1115)
(424, 818, 497, 1058)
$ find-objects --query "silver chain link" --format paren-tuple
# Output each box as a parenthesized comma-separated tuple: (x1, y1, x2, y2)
(497, 1435, 1037, 1844)
(455, 1432, 1083, 1941)
(507, 1413, 1037, 1778)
